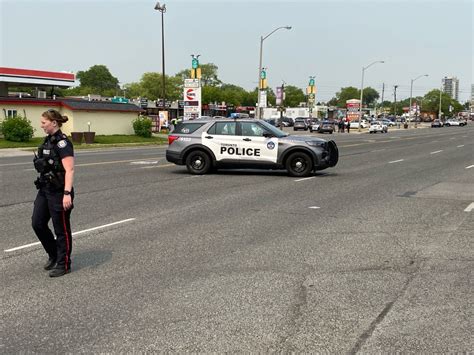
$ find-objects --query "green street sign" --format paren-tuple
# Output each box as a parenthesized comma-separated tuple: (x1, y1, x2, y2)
(112, 97, 129, 103)
(192, 58, 199, 69)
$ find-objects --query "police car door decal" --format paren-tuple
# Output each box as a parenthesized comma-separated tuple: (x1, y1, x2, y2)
(202, 122, 242, 161)
(202, 122, 278, 163)
(240, 122, 278, 163)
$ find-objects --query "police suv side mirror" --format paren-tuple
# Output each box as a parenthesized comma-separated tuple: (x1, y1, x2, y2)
(263, 132, 274, 138)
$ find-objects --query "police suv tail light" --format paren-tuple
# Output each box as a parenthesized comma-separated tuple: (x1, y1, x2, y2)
(168, 135, 179, 145)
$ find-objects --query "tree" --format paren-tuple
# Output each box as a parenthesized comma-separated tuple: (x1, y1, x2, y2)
(175, 63, 222, 87)
(362, 87, 380, 106)
(422, 89, 463, 117)
(75, 65, 119, 95)
(283, 85, 305, 107)
(330, 86, 359, 107)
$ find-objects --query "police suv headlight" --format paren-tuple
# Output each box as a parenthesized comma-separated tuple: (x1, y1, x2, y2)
(306, 141, 327, 148)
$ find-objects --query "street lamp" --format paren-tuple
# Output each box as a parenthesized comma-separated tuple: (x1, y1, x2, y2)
(257, 25, 292, 119)
(409, 74, 428, 128)
(358, 60, 384, 131)
(154, 2, 166, 110)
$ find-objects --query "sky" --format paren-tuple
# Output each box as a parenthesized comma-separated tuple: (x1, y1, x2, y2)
(1, 0, 472, 102)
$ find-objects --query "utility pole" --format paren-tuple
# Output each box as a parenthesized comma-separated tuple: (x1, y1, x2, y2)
(438, 85, 443, 120)
(380, 83, 385, 118)
(393, 85, 398, 117)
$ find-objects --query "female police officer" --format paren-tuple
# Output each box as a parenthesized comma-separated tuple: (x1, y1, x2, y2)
(32, 109, 75, 277)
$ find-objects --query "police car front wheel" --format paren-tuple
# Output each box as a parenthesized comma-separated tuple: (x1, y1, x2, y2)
(185, 151, 212, 174)
(286, 152, 313, 177)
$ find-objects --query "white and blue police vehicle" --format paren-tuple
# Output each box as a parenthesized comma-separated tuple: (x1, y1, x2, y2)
(166, 118, 338, 177)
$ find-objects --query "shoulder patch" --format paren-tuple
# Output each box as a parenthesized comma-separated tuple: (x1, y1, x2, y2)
(57, 140, 67, 148)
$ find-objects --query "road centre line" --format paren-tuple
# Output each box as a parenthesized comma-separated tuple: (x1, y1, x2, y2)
(457, 145, 464, 148)
(464, 202, 474, 212)
(466, 165, 474, 169)
(294, 177, 315, 182)
(308, 206, 320, 209)
(388, 159, 404, 164)
(430, 150, 443, 154)
(4, 218, 136, 253)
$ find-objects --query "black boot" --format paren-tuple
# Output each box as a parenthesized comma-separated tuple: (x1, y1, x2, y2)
(43, 257, 57, 271)
(49, 266, 71, 278)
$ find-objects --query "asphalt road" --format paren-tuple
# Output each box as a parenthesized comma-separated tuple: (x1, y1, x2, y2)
(1, 125, 473, 352)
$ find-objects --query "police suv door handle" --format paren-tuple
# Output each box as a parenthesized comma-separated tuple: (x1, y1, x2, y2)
(243, 138, 252, 141)
(205, 136, 213, 139)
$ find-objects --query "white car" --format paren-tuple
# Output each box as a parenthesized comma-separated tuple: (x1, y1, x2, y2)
(445, 119, 466, 127)
(349, 120, 368, 129)
(369, 121, 388, 133)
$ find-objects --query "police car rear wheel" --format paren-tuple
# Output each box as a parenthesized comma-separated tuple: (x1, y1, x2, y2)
(185, 151, 211, 174)
(286, 152, 312, 177)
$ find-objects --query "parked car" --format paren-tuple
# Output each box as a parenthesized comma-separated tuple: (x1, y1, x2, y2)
(369, 121, 388, 133)
(294, 117, 309, 131)
(281, 117, 294, 127)
(318, 120, 334, 134)
(349, 120, 368, 129)
(264, 118, 278, 127)
(309, 120, 321, 132)
(381, 119, 396, 127)
(445, 119, 466, 127)
(431, 119, 444, 128)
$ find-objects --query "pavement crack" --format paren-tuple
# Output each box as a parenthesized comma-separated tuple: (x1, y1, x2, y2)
(349, 266, 419, 354)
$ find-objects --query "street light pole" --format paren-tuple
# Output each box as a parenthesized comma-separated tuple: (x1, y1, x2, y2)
(438, 85, 443, 120)
(409, 74, 428, 128)
(154, 2, 166, 110)
(257, 26, 291, 119)
(358, 60, 384, 132)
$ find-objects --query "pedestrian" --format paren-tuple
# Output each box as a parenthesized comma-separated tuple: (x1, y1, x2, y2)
(32, 109, 75, 277)
(346, 119, 350, 133)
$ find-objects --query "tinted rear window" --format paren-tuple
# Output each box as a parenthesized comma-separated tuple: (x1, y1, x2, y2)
(174, 123, 205, 134)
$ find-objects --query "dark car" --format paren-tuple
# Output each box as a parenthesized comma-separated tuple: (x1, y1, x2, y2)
(293, 117, 309, 131)
(431, 119, 443, 128)
(318, 120, 334, 134)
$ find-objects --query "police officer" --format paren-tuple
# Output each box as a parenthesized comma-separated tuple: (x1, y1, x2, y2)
(32, 109, 75, 277)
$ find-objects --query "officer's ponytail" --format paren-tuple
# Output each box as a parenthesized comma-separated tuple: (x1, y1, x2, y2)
(42, 109, 69, 127)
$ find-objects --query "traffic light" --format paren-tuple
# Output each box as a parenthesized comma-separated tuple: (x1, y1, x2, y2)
(259, 69, 267, 89)
(190, 57, 201, 79)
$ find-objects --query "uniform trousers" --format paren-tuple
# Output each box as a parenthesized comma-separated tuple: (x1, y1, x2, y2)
(32, 187, 74, 270)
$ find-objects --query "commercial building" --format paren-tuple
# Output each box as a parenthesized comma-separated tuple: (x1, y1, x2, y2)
(1, 67, 143, 137)
(442, 76, 459, 101)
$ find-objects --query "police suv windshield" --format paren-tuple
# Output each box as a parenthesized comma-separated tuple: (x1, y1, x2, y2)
(258, 120, 288, 137)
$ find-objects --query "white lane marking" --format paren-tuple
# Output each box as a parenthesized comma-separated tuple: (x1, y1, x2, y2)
(294, 177, 315, 182)
(457, 145, 464, 148)
(449, 137, 456, 140)
(0, 162, 31, 167)
(140, 163, 174, 169)
(464, 202, 474, 212)
(388, 159, 404, 164)
(466, 165, 474, 169)
(130, 160, 158, 165)
(308, 206, 320, 209)
(4, 218, 136, 253)
(430, 150, 443, 154)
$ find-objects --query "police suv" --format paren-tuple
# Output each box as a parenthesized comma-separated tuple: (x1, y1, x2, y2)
(166, 118, 338, 177)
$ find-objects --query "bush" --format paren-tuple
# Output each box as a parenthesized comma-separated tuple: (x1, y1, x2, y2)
(0, 115, 35, 142)
(132, 115, 152, 138)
